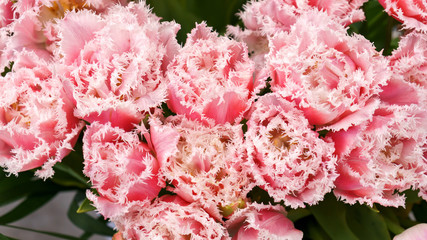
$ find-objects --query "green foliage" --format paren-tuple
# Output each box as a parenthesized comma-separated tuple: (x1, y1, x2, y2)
(348, 0, 400, 55)
(76, 197, 96, 214)
(310, 194, 359, 240)
(146, 0, 248, 43)
(0, 233, 17, 240)
(0, 193, 56, 225)
(67, 191, 115, 236)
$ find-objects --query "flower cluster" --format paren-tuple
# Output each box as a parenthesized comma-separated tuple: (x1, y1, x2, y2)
(1, 0, 426, 239)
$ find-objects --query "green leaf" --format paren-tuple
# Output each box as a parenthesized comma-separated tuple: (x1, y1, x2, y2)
(305, 216, 332, 240)
(310, 193, 358, 240)
(346, 204, 391, 240)
(3, 224, 80, 240)
(0, 171, 62, 207)
(286, 208, 311, 222)
(0, 233, 17, 240)
(52, 162, 90, 188)
(51, 139, 91, 189)
(67, 191, 114, 236)
(413, 200, 427, 223)
(358, 0, 400, 55)
(0, 192, 56, 224)
(76, 198, 96, 213)
(377, 205, 405, 235)
(146, 0, 248, 43)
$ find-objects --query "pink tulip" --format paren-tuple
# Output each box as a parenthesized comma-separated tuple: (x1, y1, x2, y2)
(58, 3, 180, 130)
(0, 63, 84, 178)
(113, 195, 229, 240)
(83, 122, 163, 219)
(245, 94, 337, 208)
(0, 0, 127, 69)
(228, 0, 367, 72)
(167, 23, 262, 126)
(380, 32, 426, 111)
(267, 10, 389, 131)
(379, 0, 427, 32)
(226, 203, 303, 240)
(148, 116, 251, 220)
(330, 105, 426, 206)
(394, 224, 427, 240)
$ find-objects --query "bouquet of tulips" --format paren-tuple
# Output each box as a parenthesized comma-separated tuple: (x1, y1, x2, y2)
(0, 0, 426, 239)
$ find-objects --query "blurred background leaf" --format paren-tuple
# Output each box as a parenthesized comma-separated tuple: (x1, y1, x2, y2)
(146, 0, 248, 43)
(348, 0, 401, 55)
(310, 193, 359, 240)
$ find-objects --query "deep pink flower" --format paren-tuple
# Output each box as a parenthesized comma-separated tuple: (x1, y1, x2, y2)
(83, 122, 163, 219)
(267, 11, 389, 131)
(226, 203, 303, 240)
(167, 23, 262, 125)
(147, 116, 251, 220)
(0, 0, 14, 28)
(379, 0, 427, 32)
(245, 94, 337, 208)
(0, 64, 84, 178)
(58, 3, 180, 130)
(330, 105, 426, 206)
(112, 195, 229, 240)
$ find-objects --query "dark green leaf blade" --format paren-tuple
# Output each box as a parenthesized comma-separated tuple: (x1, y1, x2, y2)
(0, 171, 62, 207)
(358, 0, 400, 55)
(309, 193, 358, 240)
(67, 191, 114, 236)
(76, 198, 96, 213)
(0, 192, 57, 224)
(346, 204, 391, 240)
(0, 233, 17, 240)
(3, 224, 80, 240)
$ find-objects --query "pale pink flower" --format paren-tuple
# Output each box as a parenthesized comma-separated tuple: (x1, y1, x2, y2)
(394, 223, 427, 240)
(0, 64, 84, 178)
(228, 0, 367, 70)
(388, 32, 427, 89)
(245, 94, 337, 208)
(267, 11, 389, 131)
(1, 10, 56, 67)
(167, 23, 262, 126)
(330, 105, 426, 207)
(227, 0, 298, 71)
(226, 203, 303, 240)
(147, 116, 251, 220)
(379, 0, 427, 32)
(297, 0, 368, 26)
(113, 195, 230, 240)
(0, 0, 127, 69)
(58, 3, 180, 130)
(83, 122, 163, 219)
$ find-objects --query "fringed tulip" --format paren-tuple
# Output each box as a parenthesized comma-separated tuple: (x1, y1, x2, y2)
(379, 0, 427, 32)
(113, 195, 229, 240)
(167, 23, 262, 126)
(245, 94, 337, 208)
(226, 203, 303, 240)
(267, 11, 389, 131)
(148, 116, 251, 220)
(83, 122, 163, 219)
(58, 3, 180, 130)
(0, 63, 84, 178)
